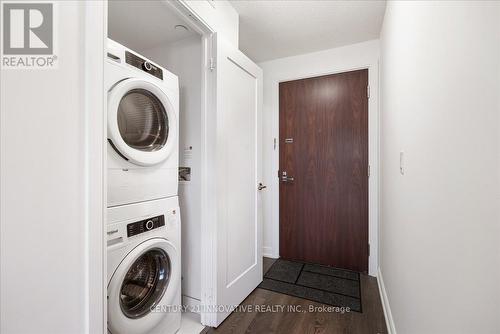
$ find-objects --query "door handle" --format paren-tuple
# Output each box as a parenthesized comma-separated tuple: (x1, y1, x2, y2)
(258, 182, 267, 191)
(281, 171, 294, 183)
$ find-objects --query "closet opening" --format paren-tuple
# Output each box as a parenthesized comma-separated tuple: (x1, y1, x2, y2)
(108, 0, 212, 329)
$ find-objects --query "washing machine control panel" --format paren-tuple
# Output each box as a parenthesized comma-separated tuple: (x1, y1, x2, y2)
(127, 215, 165, 237)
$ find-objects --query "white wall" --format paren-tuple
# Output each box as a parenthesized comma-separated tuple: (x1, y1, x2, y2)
(142, 36, 203, 303)
(379, 2, 500, 333)
(0, 2, 105, 333)
(259, 40, 380, 276)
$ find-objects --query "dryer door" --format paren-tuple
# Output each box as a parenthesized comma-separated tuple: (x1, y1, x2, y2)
(108, 238, 180, 334)
(108, 78, 177, 166)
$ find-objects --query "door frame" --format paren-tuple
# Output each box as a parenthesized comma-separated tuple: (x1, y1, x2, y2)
(167, 3, 263, 326)
(165, 1, 264, 328)
(153, 0, 219, 327)
(268, 64, 379, 276)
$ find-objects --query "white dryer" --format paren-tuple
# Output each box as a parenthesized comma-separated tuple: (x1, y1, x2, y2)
(107, 197, 181, 334)
(106, 39, 179, 207)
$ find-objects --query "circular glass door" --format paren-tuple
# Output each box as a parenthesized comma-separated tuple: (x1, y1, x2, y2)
(120, 248, 171, 319)
(107, 78, 177, 166)
(117, 89, 169, 152)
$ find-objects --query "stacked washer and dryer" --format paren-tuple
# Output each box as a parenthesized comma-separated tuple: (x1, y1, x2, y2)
(105, 39, 181, 334)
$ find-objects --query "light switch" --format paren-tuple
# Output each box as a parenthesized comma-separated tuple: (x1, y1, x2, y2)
(400, 151, 404, 175)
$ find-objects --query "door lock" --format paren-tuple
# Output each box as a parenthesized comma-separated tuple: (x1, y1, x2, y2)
(281, 171, 294, 183)
(258, 182, 267, 191)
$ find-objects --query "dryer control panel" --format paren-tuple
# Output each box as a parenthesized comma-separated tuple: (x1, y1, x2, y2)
(127, 215, 165, 237)
(125, 51, 163, 80)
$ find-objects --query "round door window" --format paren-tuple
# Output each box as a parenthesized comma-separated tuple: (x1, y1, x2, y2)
(117, 89, 169, 152)
(120, 248, 171, 319)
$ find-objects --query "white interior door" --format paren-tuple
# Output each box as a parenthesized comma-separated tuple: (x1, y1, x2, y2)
(202, 34, 263, 327)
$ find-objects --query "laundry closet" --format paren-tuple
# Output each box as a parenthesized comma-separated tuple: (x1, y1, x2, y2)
(107, 0, 263, 329)
(108, 0, 204, 317)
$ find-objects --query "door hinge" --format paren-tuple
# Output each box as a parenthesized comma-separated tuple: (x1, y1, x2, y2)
(367, 85, 370, 99)
(209, 57, 216, 71)
(368, 244, 370, 257)
(368, 164, 371, 178)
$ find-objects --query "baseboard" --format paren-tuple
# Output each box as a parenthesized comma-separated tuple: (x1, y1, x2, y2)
(263, 246, 278, 258)
(377, 268, 397, 334)
(182, 295, 201, 314)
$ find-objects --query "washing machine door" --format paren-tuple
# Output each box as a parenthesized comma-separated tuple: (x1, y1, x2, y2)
(108, 78, 177, 166)
(108, 238, 180, 334)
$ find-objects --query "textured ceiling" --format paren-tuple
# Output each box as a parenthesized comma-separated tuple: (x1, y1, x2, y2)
(230, 0, 386, 62)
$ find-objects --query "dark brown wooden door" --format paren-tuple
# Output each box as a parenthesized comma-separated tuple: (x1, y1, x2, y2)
(279, 69, 369, 273)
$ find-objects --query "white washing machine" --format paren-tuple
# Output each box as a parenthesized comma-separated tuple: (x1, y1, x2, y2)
(106, 39, 179, 207)
(107, 197, 181, 334)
